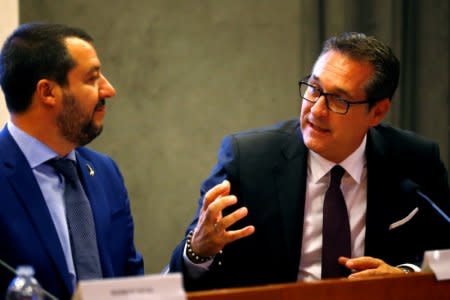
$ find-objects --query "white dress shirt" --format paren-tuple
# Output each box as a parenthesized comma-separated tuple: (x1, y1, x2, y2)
(298, 135, 367, 281)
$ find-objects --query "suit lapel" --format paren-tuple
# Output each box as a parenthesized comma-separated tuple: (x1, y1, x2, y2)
(75, 152, 113, 276)
(0, 128, 73, 291)
(365, 127, 399, 256)
(273, 126, 308, 271)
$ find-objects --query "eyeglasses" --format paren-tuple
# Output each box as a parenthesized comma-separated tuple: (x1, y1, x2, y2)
(298, 75, 371, 115)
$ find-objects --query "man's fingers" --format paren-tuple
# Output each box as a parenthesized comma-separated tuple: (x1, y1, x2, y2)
(218, 206, 249, 230)
(338, 256, 350, 268)
(205, 195, 238, 222)
(225, 226, 255, 243)
(344, 256, 384, 271)
(202, 180, 231, 210)
(348, 269, 379, 279)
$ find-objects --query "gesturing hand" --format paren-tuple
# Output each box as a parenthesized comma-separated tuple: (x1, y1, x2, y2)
(191, 180, 255, 257)
(339, 256, 406, 278)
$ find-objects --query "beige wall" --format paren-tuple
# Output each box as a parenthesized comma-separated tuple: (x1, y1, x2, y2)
(0, 0, 18, 126)
(21, 1, 301, 273)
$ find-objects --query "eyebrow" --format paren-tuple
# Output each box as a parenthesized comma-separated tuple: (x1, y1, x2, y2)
(87, 65, 101, 74)
(83, 65, 101, 79)
(310, 74, 353, 99)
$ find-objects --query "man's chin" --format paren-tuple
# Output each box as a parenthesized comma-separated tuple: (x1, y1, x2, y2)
(78, 125, 103, 146)
(304, 137, 327, 156)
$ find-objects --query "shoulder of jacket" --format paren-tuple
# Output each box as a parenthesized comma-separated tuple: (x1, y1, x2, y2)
(230, 119, 299, 139)
(371, 123, 437, 148)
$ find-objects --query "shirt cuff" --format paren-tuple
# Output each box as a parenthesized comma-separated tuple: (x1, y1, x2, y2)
(397, 263, 421, 272)
(183, 241, 213, 279)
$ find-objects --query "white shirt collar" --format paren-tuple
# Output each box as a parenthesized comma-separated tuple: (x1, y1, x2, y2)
(308, 135, 367, 184)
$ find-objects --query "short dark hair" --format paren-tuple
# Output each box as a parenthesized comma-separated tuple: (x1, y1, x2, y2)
(0, 23, 93, 113)
(320, 32, 400, 107)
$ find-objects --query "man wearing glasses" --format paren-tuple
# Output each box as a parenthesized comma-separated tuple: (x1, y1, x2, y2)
(169, 32, 450, 291)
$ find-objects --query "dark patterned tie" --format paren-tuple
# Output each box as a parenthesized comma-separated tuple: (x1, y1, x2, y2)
(321, 165, 351, 278)
(47, 158, 103, 280)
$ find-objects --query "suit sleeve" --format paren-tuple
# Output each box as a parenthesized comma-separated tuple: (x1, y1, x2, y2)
(168, 135, 238, 290)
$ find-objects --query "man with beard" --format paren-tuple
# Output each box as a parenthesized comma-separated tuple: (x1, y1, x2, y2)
(0, 23, 144, 299)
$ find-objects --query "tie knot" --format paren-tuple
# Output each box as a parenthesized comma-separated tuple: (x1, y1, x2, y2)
(330, 165, 345, 186)
(47, 158, 79, 185)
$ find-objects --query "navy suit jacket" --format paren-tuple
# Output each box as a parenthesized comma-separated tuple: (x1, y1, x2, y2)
(0, 127, 144, 299)
(169, 119, 450, 291)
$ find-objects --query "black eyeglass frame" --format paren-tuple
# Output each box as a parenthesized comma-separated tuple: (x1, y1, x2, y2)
(298, 75, 373, 115)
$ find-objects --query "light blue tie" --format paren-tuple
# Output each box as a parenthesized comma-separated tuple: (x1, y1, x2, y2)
(47, 158, 103, 280)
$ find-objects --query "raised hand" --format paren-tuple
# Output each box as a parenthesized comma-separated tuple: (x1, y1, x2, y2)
(191, 180, 255, 257)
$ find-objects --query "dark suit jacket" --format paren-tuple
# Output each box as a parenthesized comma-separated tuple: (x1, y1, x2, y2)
(169, 119, 450, 291)
(0, 127, 144, 299)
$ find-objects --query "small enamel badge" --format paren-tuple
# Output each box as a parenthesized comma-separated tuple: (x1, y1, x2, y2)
(86, 163, 95, 176)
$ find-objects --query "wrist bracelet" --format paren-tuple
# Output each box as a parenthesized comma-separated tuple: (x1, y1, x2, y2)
(398, 266, 414, 273)
(186, 230, 214, 264)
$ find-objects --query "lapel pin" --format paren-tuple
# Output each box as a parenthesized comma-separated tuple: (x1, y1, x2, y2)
(86, 163, 95, 176)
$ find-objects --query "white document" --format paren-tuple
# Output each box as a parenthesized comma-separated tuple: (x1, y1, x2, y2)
(421, 249, 450, 280)
(72, 273, 185, 300)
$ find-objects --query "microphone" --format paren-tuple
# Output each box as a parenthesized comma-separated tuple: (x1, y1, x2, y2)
(0, 257, 59, 300)
(401, 178, 450, 224)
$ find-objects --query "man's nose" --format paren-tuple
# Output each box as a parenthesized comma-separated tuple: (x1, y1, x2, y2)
(310, 95, 329, 116)
(99, 74, 116, 98)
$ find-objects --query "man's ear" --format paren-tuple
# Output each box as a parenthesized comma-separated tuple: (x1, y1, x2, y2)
(369, 98, 390, 127)
(35, 79, 60, 106)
